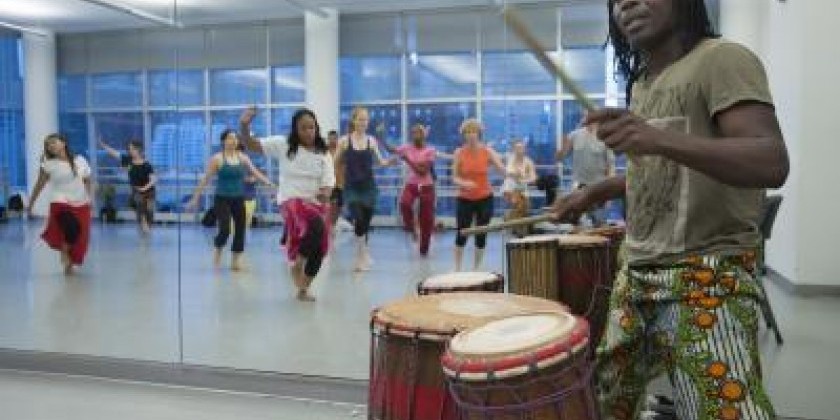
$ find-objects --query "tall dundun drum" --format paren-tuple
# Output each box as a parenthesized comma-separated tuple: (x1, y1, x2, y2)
(369, 293, 568, 420)
(441, 313, 597, 420)
(586, 225, 626, 279)
(506, 234, 612, 345)
(417, 271, 504, 295)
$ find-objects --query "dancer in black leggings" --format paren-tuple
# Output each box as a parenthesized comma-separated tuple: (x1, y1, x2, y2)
(451, 118, 505, 271)
(188, 129, 273, 270)
(99, 138, 156, 235)
(334, 106, 395, 272)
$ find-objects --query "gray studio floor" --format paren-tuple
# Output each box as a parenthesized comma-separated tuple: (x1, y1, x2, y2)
(0, 219, 838, 420)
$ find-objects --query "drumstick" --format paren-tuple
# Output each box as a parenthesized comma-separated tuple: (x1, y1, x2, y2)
(459, 213, 556, 236)
(501, 6, 598, 113)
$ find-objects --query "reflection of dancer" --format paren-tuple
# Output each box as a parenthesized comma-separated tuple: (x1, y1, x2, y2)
(236, 142, 258, 233)
(27, 134, 93, 276)
(326, 130, 344, 230)
(99, 139, 156, 235)
(335, 106, 393, 272)
(187, 129, 273, 270)
(384, 124, 440, 256)
(240, 108, 335, 301)
(502, 139, 537, 237)
(552, 1, 789, 419)
(452, 119, 505, 271)
(556, 122, 614, 226)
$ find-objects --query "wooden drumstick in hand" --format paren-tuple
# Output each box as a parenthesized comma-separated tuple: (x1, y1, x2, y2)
(502, 5, 598, 113)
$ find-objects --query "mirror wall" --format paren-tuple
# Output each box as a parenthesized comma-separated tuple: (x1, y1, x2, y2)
(0, 1, 625, 380)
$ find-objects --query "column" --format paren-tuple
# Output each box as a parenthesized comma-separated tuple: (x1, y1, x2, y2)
(23, 31, 58, 216)
(305, 9, 339, 135)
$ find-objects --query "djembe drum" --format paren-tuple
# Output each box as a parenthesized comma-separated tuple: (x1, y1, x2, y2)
(441, 313, 597, 420)
(417, 271, 504, 295)
(369, 293, 567, 420)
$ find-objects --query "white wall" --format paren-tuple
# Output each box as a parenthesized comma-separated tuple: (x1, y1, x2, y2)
(796, 1, 840, 287)
(722, 0, 839, 287)
(23, 31, 58, 216)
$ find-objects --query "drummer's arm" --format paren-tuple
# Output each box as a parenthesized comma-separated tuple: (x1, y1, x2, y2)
(580, 176, 625, 206)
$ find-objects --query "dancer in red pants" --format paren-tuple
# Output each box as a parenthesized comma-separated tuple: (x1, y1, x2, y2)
(389, 124, 441, 256)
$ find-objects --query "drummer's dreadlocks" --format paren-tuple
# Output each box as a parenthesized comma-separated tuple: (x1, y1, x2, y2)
(608, 0, 718, 101)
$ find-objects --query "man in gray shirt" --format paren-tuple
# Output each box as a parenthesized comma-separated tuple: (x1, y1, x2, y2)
(556, 123, 615, 226)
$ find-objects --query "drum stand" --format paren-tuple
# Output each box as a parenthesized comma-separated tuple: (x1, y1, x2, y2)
(755, 275, 784, 345)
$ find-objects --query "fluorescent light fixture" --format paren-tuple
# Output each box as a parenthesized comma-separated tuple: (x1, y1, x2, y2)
(283, 0, 329, 19)
(0, 21, 50, 37)
(75, 0, 182, 27)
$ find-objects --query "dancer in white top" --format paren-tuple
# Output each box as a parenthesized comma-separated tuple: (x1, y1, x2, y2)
(240, 107, 336, 301)
(27, 134, 93, 275)
(502, 139, 537, 236)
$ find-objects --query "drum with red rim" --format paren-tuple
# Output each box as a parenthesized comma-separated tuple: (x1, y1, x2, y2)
(441, 313, 597, 420)
(369, 293, 567, 420)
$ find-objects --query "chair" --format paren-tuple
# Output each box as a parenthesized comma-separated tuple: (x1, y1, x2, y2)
(756, 195, 784, 345)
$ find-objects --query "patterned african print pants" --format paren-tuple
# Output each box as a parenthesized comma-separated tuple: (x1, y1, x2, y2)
(596, 251, 776, 420)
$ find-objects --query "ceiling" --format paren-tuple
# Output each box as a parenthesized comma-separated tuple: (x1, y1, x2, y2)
(0, 0, 604, 34)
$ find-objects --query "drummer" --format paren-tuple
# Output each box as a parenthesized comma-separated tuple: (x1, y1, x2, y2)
(552, 1, 788, 419)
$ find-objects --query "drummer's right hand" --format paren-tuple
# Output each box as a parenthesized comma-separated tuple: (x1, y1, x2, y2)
(550, 189, 588, 223)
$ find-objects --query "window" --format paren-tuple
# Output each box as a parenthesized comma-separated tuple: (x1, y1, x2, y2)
(482, 51, 556, 96)
(340, 56, 401, 103)
(0, 36, 25, 191)
(209, 68, 267, 106)
(408, 53, 478, 99)
(482, 100, 557, 166)
(0, 111, 25, 191)
(59, 113, 90, 160)
(149, 112, 206, 210)
(271, 66, 305, 104)
(91, 72, 143, 108)
(59, 75, 87, 111)
(93, 113, 144, 179)
(149, 70, 205, 107)
(563, 47, 606, 94)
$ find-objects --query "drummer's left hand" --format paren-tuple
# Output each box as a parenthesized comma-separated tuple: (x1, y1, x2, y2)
(583, 108, 668, 156)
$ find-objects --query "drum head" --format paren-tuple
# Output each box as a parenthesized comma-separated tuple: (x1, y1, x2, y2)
(508, 234, 567, 245)
(372, 293, 567, 341)
(509, 234, 607, 247)
(557, 234, 608, 247)
(422, 271, 499, 289)
(443, 313, 589, 380)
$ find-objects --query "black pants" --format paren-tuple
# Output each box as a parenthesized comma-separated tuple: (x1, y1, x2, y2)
(349, 202, 374, 238)
(298, 215, 326, 277)
(455, 195, 494, 249)
(57, 211, 81, 245)
(214, 196, 246, 253)
(132, 189, 155, 225)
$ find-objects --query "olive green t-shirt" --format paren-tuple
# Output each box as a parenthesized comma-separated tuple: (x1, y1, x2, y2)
(625, 38, 773, 265)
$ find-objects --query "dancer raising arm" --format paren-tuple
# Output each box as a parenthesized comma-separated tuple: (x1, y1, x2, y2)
(240, 107, 335, 301)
